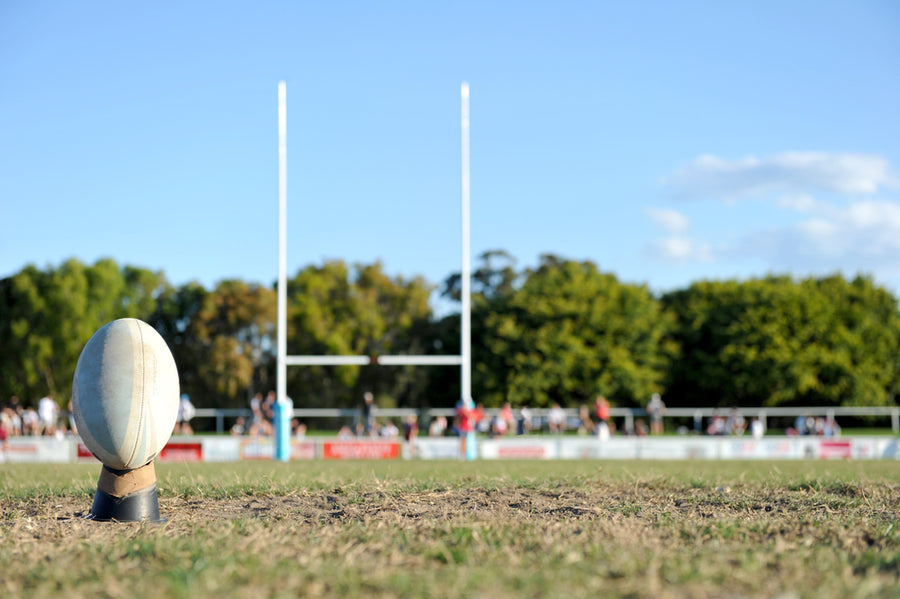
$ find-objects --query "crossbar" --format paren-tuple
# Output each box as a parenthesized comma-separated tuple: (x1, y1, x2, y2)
(285, 355, 463, 366)
(285, 356, 371, 366)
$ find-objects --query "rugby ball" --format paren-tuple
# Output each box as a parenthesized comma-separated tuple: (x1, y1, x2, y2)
(73, 318, 179, 470)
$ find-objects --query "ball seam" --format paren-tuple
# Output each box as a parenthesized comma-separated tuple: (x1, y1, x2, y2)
(125, 321, 147, 468)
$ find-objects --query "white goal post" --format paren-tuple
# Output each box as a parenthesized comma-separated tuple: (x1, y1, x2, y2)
(275, 81, 473, 434)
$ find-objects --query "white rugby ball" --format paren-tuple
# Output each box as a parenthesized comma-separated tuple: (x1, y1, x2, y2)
(73, 318, 180, 470)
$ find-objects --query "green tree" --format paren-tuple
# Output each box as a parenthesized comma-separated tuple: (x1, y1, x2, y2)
(149, 280, 208, 396)
(663, 275, 900, 407)
(169, 280, 276, 410)
(473, 255, 674, 408)
(441, 249, 519, 304)
(430, 250, 521, 407)
(286, 261, 434, 408)
(0, 259, 168, 408)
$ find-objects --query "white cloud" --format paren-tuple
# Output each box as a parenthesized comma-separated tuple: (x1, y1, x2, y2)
(646, 236, 714, 264)
(795, 218, 839, 240)
(648, 152, 900, 290)
(777, 193, 819, 212)
(645, 207, 689, 233)
(846, 200, 900, 229)
(643, 207, 712, 263)
(738, 199, 900, 272)
(662, 152, 897, 201)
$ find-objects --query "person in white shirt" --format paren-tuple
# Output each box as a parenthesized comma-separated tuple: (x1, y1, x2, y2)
(38, 395, 59, 436)
(546, 402, 566, 434)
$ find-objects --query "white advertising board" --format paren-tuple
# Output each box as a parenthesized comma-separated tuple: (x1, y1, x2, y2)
(478, 439, 560, 460)
(414, 438, 462, 460)
(2, 435, 898, 463)
(1, 438, 71, 463)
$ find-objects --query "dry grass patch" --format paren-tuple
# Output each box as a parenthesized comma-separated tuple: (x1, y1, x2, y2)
(1, 460, 899, 598)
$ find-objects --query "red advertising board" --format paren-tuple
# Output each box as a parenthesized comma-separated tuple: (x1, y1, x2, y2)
(496, 445, 548, 459)
(322, 441, 401, 460)
(158, 442, 203, 462)
(291, 440, 316, 460)
(78, 441, 203, 463)
(77, 442, 99, 462)
(819, 440, 852, 460)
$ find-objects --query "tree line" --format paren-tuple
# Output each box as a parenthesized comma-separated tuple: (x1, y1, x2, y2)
(2, 253, 898, 415)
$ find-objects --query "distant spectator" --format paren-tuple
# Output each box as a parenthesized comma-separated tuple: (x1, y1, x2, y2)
(499, 403, 515, 433)
(594, 395, 614, 435)
(726, 408, 746, 436)
(596, 417, 610, 441)
(429, 415, 447, 437)
(0, 409, 9, 434)
(263, 391, 277, 431)
(647, 393, 666, 435)
(174, 394, 195, 435)
(546, 402, 566, 434)
(5, 403, 22, 436)
(362, 391, 377, 436)
(38, 395, 58, 436)
(403, 414, 419, 458)
(231, 416, 246, 436)
(403, 414, 419, 443)
(455, 399, 475, 459)
(517, 406, 532, 435)
(750, 417, 764, 439)
(22, 406, 39, 436)
(578, 404, 593, 435)
(474, 404, 490, 434)
(817, 416, 841, 438)
(249, 392, 271, 436)
(490, 411, 509, 438)
(796, 413, 818, 436)
(0, 409, 9, 457)
(805, 414, 817, 435)
(707, 409, 726, 436)
(292, 418, 307, 439)
(693, 410, 704, 435)
(793, 414, 807, 435)
(380, 419, 399, 439)
(635, 419, 648, 436)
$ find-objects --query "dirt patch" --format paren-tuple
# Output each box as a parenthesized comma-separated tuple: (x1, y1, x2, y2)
(4, 482, 896, 535)
(2, 475, 899, 599)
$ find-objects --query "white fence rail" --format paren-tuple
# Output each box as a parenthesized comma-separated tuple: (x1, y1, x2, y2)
(192, 406, 900, 435)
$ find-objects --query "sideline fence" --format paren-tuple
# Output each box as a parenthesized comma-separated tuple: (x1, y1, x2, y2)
(192, 406, 900, 435)
(2, 433, 899, 464)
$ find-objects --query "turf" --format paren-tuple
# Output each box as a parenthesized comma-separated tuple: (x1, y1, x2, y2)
(2, 460, 899, 598)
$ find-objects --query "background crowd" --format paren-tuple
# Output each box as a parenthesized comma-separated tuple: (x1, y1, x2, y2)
(2, 388, 847, 446)
(0, 395, 72, 440)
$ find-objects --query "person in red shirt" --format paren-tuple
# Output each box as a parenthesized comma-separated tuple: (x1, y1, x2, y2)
(594, 395, 614, 435)
(456, 398, 475, 459)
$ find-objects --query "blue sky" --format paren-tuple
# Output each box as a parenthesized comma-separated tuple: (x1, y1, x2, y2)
(2, 2, 899, 311)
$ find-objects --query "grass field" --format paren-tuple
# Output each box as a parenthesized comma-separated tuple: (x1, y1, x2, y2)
(2, 459, 899, 598)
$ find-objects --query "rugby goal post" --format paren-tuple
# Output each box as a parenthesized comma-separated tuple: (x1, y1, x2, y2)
(275, 81, 473, 459)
